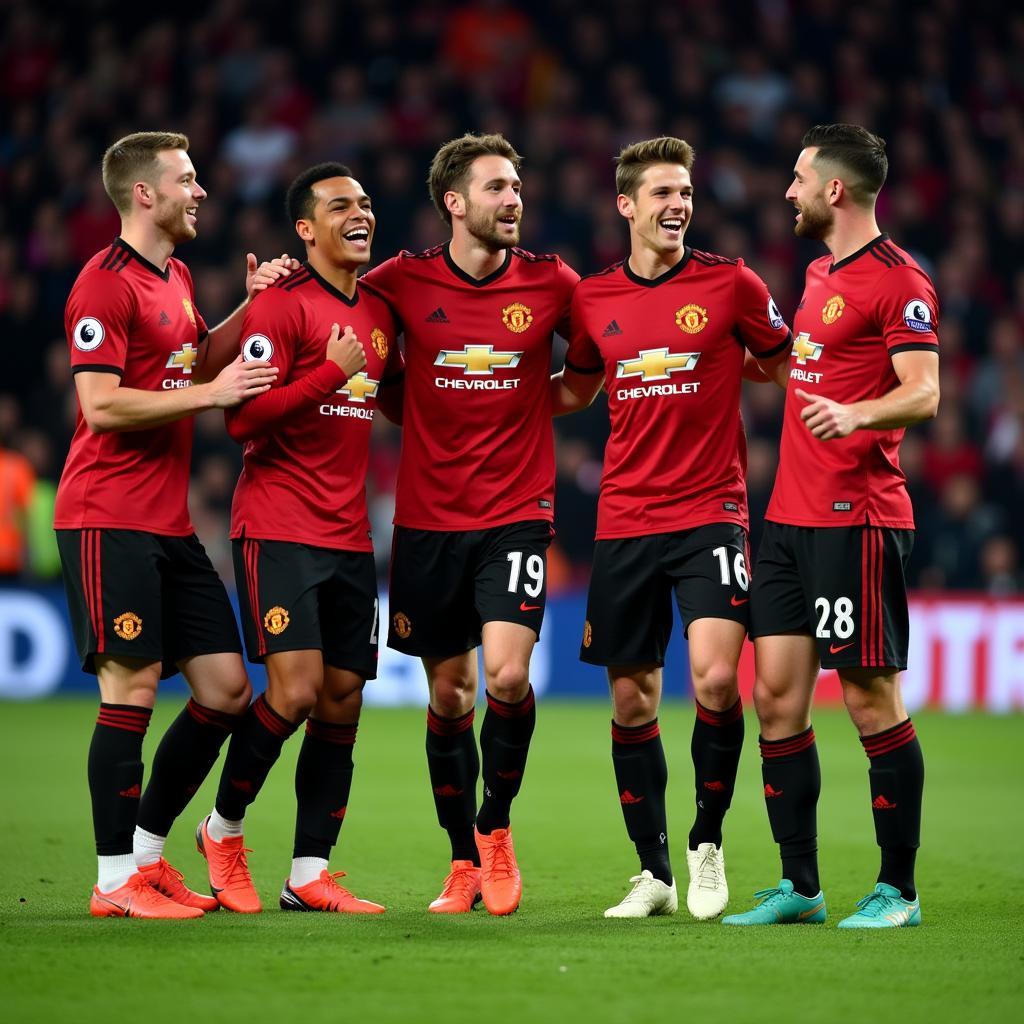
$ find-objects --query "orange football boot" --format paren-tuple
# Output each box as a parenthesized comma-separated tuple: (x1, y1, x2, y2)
(90, 871, 203, 919)
(280, 870, 385, 913)
(195, 817, 261, 913)
(475, 827, 521, 915)
(428, 860, 482, 913)
(139, 857, 219, 913)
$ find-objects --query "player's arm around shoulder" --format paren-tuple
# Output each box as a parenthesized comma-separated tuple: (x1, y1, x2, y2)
(551, 278, 603, 416)
(735, 260, 792, 388)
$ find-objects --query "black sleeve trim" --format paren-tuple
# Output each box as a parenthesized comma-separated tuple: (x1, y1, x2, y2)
(752, 331, 793, 359)
(888, 342, 939, 356)
(564, 358, 604, 375)
(380, 369, 405, 386)
(197, 329, 209, 345)
(72, 364, 123, 377)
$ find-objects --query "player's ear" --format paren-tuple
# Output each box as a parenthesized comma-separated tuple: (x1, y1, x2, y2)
(827, 178, 844, 206)
(133, 180, 154, 209)
(616, 193, 634, 221)
(295, 219, 314, 243)
(445, 190, 465, 220)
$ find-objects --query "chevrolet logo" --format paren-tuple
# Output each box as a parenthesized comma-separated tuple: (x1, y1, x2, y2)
(337, 373, 379, 403)
(616, 348, 699, 382)
(434, 345, 523, 375)
(166, 342, 200, 374)
(792, 332, 823, 365)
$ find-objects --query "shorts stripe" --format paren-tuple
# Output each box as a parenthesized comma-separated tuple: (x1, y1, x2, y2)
(244, 539, 265, 657)
(861, 529, 870, 665)
(875, 529, 884, 666)
(862, 527, 884, 667)
(87, 529, 105, 652)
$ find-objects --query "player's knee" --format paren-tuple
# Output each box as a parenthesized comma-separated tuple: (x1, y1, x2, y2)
(753, 677, 787, 727)
(430, 675, 476, 717)
(691, 660, 739, 710)
(269, 678, 320, 723)
(219, 670, 252, 715)
(485, 662, 530, 704)
(611, 685, 658, 726)
(841, 683, 894, 736)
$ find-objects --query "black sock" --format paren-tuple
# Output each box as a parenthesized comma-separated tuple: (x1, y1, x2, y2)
(293, 719, 357, 860)
(476, 687, 536, 835)
(214, 694, 299, 821)
(688, 697, 744, 850)
(88, 704, 152, 855)
(137, 699, 240, 837)
(760, 726, 821, 897)
(425, 706, 480, 865)
(861, 718, 923, 901)
(612, 719, 671, 884)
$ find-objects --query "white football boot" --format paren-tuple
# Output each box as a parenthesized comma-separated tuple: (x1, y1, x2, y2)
(686, 842, 729, 920)
(603, 869, 678, 918)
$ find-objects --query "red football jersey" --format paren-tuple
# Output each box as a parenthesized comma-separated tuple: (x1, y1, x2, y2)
(767, 234, 940, 529)
(567, 250, 791, 538)
(54, 238, 209, 536)
(362, 244, 579, 530)
(228, 264, 402, 551)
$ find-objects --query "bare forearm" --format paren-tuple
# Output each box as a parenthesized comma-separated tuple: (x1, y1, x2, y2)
(848, 379, 940, 431)
(85, 382, 213, 432)
(195, 299, 250, 382)
(550, 371, 600, 416)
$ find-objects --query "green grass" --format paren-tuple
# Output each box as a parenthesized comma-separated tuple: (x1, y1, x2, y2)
(1, 700, 1021, 1023)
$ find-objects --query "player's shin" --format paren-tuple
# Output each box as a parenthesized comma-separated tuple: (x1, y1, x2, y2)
(291, 719, 357, 887)
(425, 706, 480, 864)
(135, 699, 240, 862)
(688, 697, 744, 849)
(476, 686, 536, 835)
(760, 726, 821, 897)
(860, 719, 923, 901)
(612, 719, 671, 884)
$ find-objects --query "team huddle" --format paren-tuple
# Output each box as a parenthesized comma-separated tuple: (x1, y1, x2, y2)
(56, 123, 939, 928)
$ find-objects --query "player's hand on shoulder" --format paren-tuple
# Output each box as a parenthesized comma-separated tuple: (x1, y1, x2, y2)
(795, 388, 862, 440)
(326, 322, 367, 378)
(246, 252, 301, 298)
(207, 353, 279, 408)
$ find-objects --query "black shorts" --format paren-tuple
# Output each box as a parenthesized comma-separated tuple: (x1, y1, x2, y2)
(581, 523, 750, 667)
(233, 538, 378, 678)
(749, 521, 913, 670)
(387, 520, 553, 657)
(56, 529, 241, 678)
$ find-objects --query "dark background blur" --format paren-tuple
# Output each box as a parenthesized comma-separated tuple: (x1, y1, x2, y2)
(2, 0, 1021, 594)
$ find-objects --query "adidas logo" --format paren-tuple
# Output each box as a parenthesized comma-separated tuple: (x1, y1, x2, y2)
(119, 784, 141, 799)
(703, 780, 726, 792)
(619, 789, 645, 805)
(425, 307, 449, 323)
(230, 778, 255, 794)
(432, 783, 463, 797)
(158, 310, 172, 326)
(763, 784, 784, 799)
(496, 769, 523, 780)
(602, 319, 623, 336)
(872, 794, 897, 810)
(329, 806, 347, 820)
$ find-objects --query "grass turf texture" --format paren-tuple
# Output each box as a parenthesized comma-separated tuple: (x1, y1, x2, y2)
(1, 700, 1021, 1023)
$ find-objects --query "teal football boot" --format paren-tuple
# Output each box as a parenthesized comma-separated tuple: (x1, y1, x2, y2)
(837, 883, 920, 929)
(721, 879, 826, 925)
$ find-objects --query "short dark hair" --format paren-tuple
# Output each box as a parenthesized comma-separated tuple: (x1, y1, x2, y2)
(802, 124, 888, 206)
(615, 137, 695, 199)
(427, 133, 523, 224)
(286, 162, 354, 224)
(102, 131, 189, 215)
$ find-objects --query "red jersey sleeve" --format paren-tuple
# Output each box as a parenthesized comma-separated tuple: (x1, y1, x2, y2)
(564, 285, 603, 373)
(65, 268, 135, 375)
(733, 261, 792, 357)
(359, 256, 403, 325)
(554, 257, 581, 338)
(874, 266, 940, 355)
(225, 289, 346, 442)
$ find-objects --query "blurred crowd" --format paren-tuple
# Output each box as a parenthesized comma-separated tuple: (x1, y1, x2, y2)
(2, 0, 1022, 593)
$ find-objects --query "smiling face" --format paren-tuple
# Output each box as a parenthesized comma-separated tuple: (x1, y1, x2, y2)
(297, 176, 375, 268)
(786, 147, 835, 240)
(618, 163, 693, 257)
(456, 154, 522, 251)
(150, 149, 206, 243)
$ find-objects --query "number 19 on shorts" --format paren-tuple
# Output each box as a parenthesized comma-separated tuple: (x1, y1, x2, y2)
(507, 551, 544, 598)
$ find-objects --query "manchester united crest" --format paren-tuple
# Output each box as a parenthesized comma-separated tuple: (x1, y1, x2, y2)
(182, 297, 196, 327)
(113, 611, 143, 641)
(582, 620, 593, 648)
(502, 302, 533, 334)
(371, 328, 388, 360)
(263, 606, 290, 635)
(822, 294, 845, 325)
(393, 611, 412, 639)
(675, 303, 709, 334)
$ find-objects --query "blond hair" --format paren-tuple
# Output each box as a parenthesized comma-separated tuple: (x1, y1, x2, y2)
(101, 131, 189, 215)
(615, 137, 695, 198)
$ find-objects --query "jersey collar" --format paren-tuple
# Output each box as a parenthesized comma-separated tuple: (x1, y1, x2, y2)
(623, 247, 692, 288)
(115, 237, 171, 282)
(303, 261, 360, 306)
(828, 233, 891, 274)
(442, 242, 512, 287)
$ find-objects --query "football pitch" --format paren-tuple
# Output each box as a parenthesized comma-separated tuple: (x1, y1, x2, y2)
(1, 699, 1020, 1023)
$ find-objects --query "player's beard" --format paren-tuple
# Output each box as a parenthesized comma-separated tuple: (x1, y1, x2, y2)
(465, 200, 520, 251)
(154, 194, 196, 244)
(794, 194, 833, 240)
